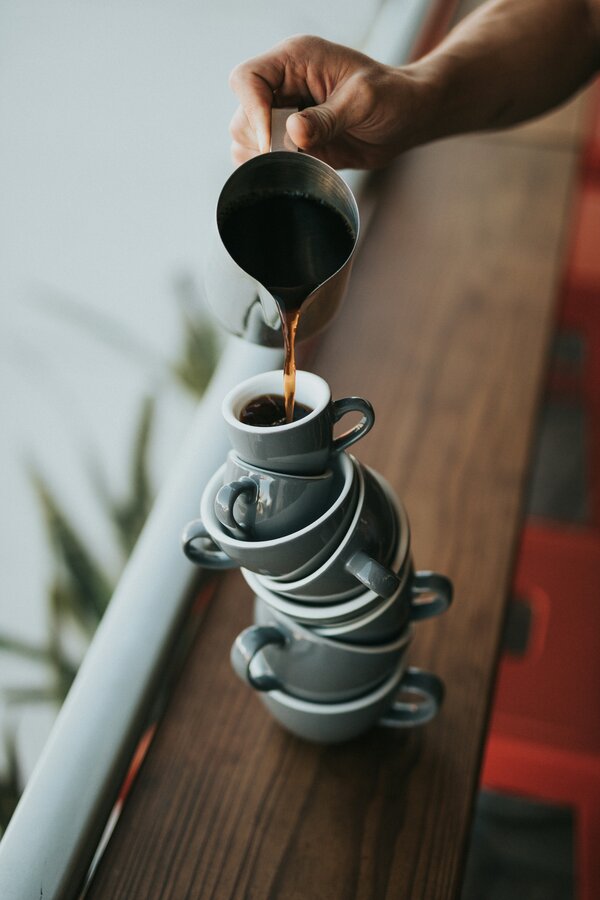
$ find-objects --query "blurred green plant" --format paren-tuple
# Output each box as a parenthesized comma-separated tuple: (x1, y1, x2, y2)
(0, 274, 218, 828)
(0, 731, 21, 834)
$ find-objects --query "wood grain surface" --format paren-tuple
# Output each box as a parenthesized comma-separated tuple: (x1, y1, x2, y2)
(87, 124, 580, 899)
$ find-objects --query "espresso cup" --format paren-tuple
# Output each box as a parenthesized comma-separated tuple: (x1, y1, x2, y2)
(258, 661, 444, 744)
(257, 463, 403, 600)
(214, 451, 335, 541)
(182, 452, 358, 576)
(231, 600, 413, 702)
(246, 563, 452, 646)
(222, 370, 374, 475)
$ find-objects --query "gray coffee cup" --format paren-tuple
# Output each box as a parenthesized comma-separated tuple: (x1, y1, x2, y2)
(182, 452, 358, 575)
(231, 601, 413, 702)
(258, 661, 444, 744)
(258, 463, 402, 600)
(214, 451, 335, 541)
(246, 562, 452, 646)
(222, 370, 374, 475)
(312, 568, 453, 645)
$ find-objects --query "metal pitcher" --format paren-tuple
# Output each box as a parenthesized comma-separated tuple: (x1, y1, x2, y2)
(204, 109, 360, 347)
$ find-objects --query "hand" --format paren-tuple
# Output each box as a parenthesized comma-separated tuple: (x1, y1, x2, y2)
(229, 35, 429, 170)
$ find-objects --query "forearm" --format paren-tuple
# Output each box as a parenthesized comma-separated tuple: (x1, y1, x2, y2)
(406, 0, 600, 143)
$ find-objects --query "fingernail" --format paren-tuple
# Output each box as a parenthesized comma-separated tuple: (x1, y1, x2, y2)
(297, 112, 315, 142)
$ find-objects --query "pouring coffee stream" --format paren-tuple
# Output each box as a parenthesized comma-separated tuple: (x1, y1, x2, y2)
(219, 189, 356, 421)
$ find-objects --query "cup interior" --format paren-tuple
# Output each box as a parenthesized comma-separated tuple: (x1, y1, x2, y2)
(201, 451, 356, 551)
(217, 151, 359, 255)
(222, 370, 330, 435)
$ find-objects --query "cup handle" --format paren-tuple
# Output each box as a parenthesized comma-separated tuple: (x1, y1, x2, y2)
(378, 667, 444, 728)
(331, 397, 375, 453)
(230, 625, 287, 691)
(215, 477, 258, 533)
(408, 571, 453, 621)
(181, 518, 237, 570)
(345, 550, 401, 599)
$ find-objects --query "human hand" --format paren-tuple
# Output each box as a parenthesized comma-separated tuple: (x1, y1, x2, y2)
(229, 35, 430, 170)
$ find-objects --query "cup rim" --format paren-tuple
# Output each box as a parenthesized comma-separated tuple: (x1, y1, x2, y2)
(262, 656, 407, 714)
(225, 450, 334, 484)
(259, 466, 410, 595)
(201, 451, 355, 551)
(242, 552, 411, 625)
(255, 600, 414, 656)
(222, 370, 330, 435)
(312, 564, 414, 637)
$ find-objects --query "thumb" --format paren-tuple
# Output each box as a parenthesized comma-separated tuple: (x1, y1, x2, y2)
(287, 90, 353, 149)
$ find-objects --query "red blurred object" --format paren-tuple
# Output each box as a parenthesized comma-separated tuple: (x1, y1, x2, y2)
(482, 523, 600, 900)
(555, 185, 600, 401)
(583, 83, 600, 179)
(484, 103, 600, 895)
(551, 175, 600, 524)
(483, 735, 600, 900)
(489, 524, 600, 754)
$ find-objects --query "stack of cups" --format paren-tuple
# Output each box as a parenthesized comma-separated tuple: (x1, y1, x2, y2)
(182, 370, 452, 744)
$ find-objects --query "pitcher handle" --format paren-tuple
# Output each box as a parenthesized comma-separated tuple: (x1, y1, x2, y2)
(270, 107, 299, 153)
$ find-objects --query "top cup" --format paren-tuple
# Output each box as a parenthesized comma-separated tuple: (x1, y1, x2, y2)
(222, 370, 374, 475)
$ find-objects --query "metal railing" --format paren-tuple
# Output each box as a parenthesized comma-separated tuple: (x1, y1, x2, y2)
(0, 2, 445, 896)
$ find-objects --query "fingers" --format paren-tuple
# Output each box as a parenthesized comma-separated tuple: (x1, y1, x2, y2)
(286, 79, 357, 150)
(228, 35, 324, 154)
(230, 104, 262, 164)
(229, 54, 286, 154)
(228, 36, 388, 168)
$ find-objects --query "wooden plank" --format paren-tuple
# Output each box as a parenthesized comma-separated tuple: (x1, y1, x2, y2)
(87, 132, 578, 900)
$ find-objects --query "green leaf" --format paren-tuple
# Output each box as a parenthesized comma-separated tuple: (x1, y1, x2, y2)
(170, 273, 219, 398)
(29, 471, 113, 627)
(107, 396, 155, 555)
(0, 635, 56, 665)
(0, 730, 21, 834)
(2, 686, 64, 706)
(30, 290, 164, 371)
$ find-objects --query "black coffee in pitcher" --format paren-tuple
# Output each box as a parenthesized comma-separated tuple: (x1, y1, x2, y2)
(219, 191, 356, 423)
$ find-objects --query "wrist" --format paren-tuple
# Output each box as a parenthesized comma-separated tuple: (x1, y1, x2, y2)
(389, 59, 448, 150)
